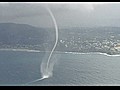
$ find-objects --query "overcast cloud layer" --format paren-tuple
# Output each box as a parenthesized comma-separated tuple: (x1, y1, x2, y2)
(0, 3, 120, 28)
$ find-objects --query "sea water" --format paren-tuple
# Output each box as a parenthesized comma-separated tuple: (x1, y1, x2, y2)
(0, 50, 120, 85)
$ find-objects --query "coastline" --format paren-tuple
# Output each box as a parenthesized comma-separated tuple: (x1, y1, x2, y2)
(0, 48, 120, 57)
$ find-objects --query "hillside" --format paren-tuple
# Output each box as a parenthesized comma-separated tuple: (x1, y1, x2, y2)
(1, 23, 120, 55)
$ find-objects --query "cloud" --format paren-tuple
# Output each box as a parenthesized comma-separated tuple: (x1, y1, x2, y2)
(0, 3, 47, 20)
(0, 3, 102, 28)
(0, 3, 120, 28)
(0, 3, 101, 20)
(46, 3, 95, 13)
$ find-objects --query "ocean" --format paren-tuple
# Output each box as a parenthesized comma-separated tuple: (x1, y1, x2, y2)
(0, 50, 120, 86)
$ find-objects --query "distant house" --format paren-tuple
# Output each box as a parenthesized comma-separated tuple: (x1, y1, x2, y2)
(114, 44, 120, 51)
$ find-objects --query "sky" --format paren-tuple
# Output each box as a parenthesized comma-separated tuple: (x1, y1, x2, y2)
(0, 2, 120, 28)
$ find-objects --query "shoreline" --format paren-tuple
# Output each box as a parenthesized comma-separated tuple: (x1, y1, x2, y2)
(64, 52, 120, 57)
(0, 48, 120, 57)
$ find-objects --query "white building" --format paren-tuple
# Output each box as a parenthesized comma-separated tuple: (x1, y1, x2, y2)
(114, 44, 120, 51)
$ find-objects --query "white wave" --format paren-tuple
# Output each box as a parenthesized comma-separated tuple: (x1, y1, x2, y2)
(1, 48, 120, 57)
(98, 52, 120, 57)
(0, 48, 41, 53)
(64, 51, 120, 57)
(26, 76, 49, 84)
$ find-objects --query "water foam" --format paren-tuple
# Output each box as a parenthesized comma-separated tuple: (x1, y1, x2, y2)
(0, 48, 40, 53)
(65, 51, 120, 57)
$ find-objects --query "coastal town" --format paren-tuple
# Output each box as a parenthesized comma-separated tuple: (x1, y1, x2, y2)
(0, 23, 120, 55)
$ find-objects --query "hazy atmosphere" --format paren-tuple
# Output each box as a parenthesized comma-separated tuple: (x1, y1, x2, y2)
(1, 2, 120, 86)
(1, 3, 120, 28)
